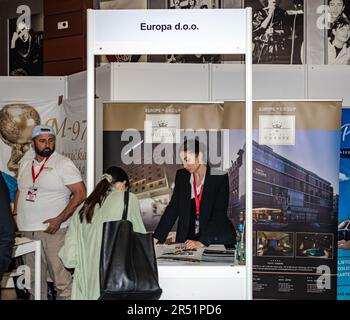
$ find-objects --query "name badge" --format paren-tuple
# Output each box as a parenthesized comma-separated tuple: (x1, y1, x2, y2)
(195, 217, 199, 235)
(26, 186, 38, 202)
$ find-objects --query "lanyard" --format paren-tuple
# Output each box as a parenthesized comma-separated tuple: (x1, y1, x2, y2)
(31, 157, 49, 186)
(193, 174, 204, 218)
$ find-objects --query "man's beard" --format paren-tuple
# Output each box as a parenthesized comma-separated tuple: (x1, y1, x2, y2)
(35, 146, 55, 158)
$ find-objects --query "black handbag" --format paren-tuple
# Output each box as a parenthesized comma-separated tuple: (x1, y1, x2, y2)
(99, 192, 162, 300)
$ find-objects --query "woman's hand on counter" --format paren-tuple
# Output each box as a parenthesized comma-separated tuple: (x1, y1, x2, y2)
(185, 240, 205, 250)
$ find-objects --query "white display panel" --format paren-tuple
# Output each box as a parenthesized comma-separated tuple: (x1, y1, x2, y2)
(308, 65, 350, 106)
(92, 9, 247, 55)
(158, 266, 246, 300)
(252, 65, 306, 100)
(211, 65, 306, 101)
(67, 64, 111, 100)
(112, 63, 210, 101)
(0, 76, 65, 100)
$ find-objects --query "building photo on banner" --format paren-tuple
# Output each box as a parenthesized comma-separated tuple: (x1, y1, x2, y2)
(224, 100, 341, 299)
(0, 99, 87, 181)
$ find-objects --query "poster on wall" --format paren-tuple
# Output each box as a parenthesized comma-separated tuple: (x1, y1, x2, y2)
(326, 0, 350, 64)
(0, 99, 87, 180)
(338, 108, 350, 300)
(224, 100, 340, 299)
(167, 0, 219, 9)
(103, 103, 231, 233)
(99, 0, 147, 64)
(244, 0, 304, 64)
(8, 14, 43, 76)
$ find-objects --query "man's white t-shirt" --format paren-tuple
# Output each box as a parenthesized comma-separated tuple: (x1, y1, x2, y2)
(17, 151, 83, 231)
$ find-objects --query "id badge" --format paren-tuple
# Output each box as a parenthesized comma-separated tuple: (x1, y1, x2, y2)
(26, 186, 38, 202)
(195, 217, 200, 235)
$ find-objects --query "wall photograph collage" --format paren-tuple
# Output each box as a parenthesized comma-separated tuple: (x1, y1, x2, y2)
(99, 0, 350, 65)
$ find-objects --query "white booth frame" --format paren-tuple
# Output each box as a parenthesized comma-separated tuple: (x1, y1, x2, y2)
(86, 8, 253, 300)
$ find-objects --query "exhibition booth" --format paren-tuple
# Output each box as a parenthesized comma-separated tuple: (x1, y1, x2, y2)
(86, 8, 253, 300)
(0, 66, 346, 301)
(0, 7, 349, 301)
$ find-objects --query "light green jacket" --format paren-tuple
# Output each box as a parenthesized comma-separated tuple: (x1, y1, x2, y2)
(59, 190, 146, 300)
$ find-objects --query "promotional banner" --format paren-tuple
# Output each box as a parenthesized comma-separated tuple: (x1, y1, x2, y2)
(338, 108, 350, 300)
(103, 100, 340, 299)
(0, 98, 87, 180)
(225, 100, 341, 300)
(103, 103, 226, 232)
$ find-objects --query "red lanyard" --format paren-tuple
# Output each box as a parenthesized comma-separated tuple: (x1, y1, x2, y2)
(193, 174, 204, 218)
(31, 157, 49, 185)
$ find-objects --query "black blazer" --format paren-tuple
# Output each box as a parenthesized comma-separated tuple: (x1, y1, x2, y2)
(153, 167, 236, 246)
(0, 173, 15, 281)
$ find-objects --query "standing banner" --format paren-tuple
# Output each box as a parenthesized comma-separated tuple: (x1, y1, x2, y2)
(338, 108, 350, 300)
(103, 100, 340, 299)
(0, 99, 87, 180)
(103, 102, 226, 233)
(224, 100, 341, 300)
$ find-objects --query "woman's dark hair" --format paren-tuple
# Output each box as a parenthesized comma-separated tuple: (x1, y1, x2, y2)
(330, 16, 350, 42)
(179, 139, 207, 163)
(79, 166, 130, 223)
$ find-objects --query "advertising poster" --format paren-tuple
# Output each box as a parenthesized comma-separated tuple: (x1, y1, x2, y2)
(0, 99, 87, 180)
(245, 0, 304, 64)
(103, 101, 340, 299)
(103, 103, 231, 233)
(326, 0, 350, 65)
(8, 14, 43, 76)
(338, 108, 350, 300)
(224, 100, 341, 299)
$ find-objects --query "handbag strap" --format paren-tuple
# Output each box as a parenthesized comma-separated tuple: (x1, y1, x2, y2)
(122, 191, 129, 220)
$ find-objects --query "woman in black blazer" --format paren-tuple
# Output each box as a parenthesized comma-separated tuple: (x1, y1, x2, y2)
(153, 140, 236, 249)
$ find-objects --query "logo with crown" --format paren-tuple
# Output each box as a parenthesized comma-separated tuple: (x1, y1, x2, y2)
(158, 120, 168, 128)
(272, 120, 282, 129)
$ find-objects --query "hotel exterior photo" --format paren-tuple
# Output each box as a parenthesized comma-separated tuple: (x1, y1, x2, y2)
(228, 141, 335, 229)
